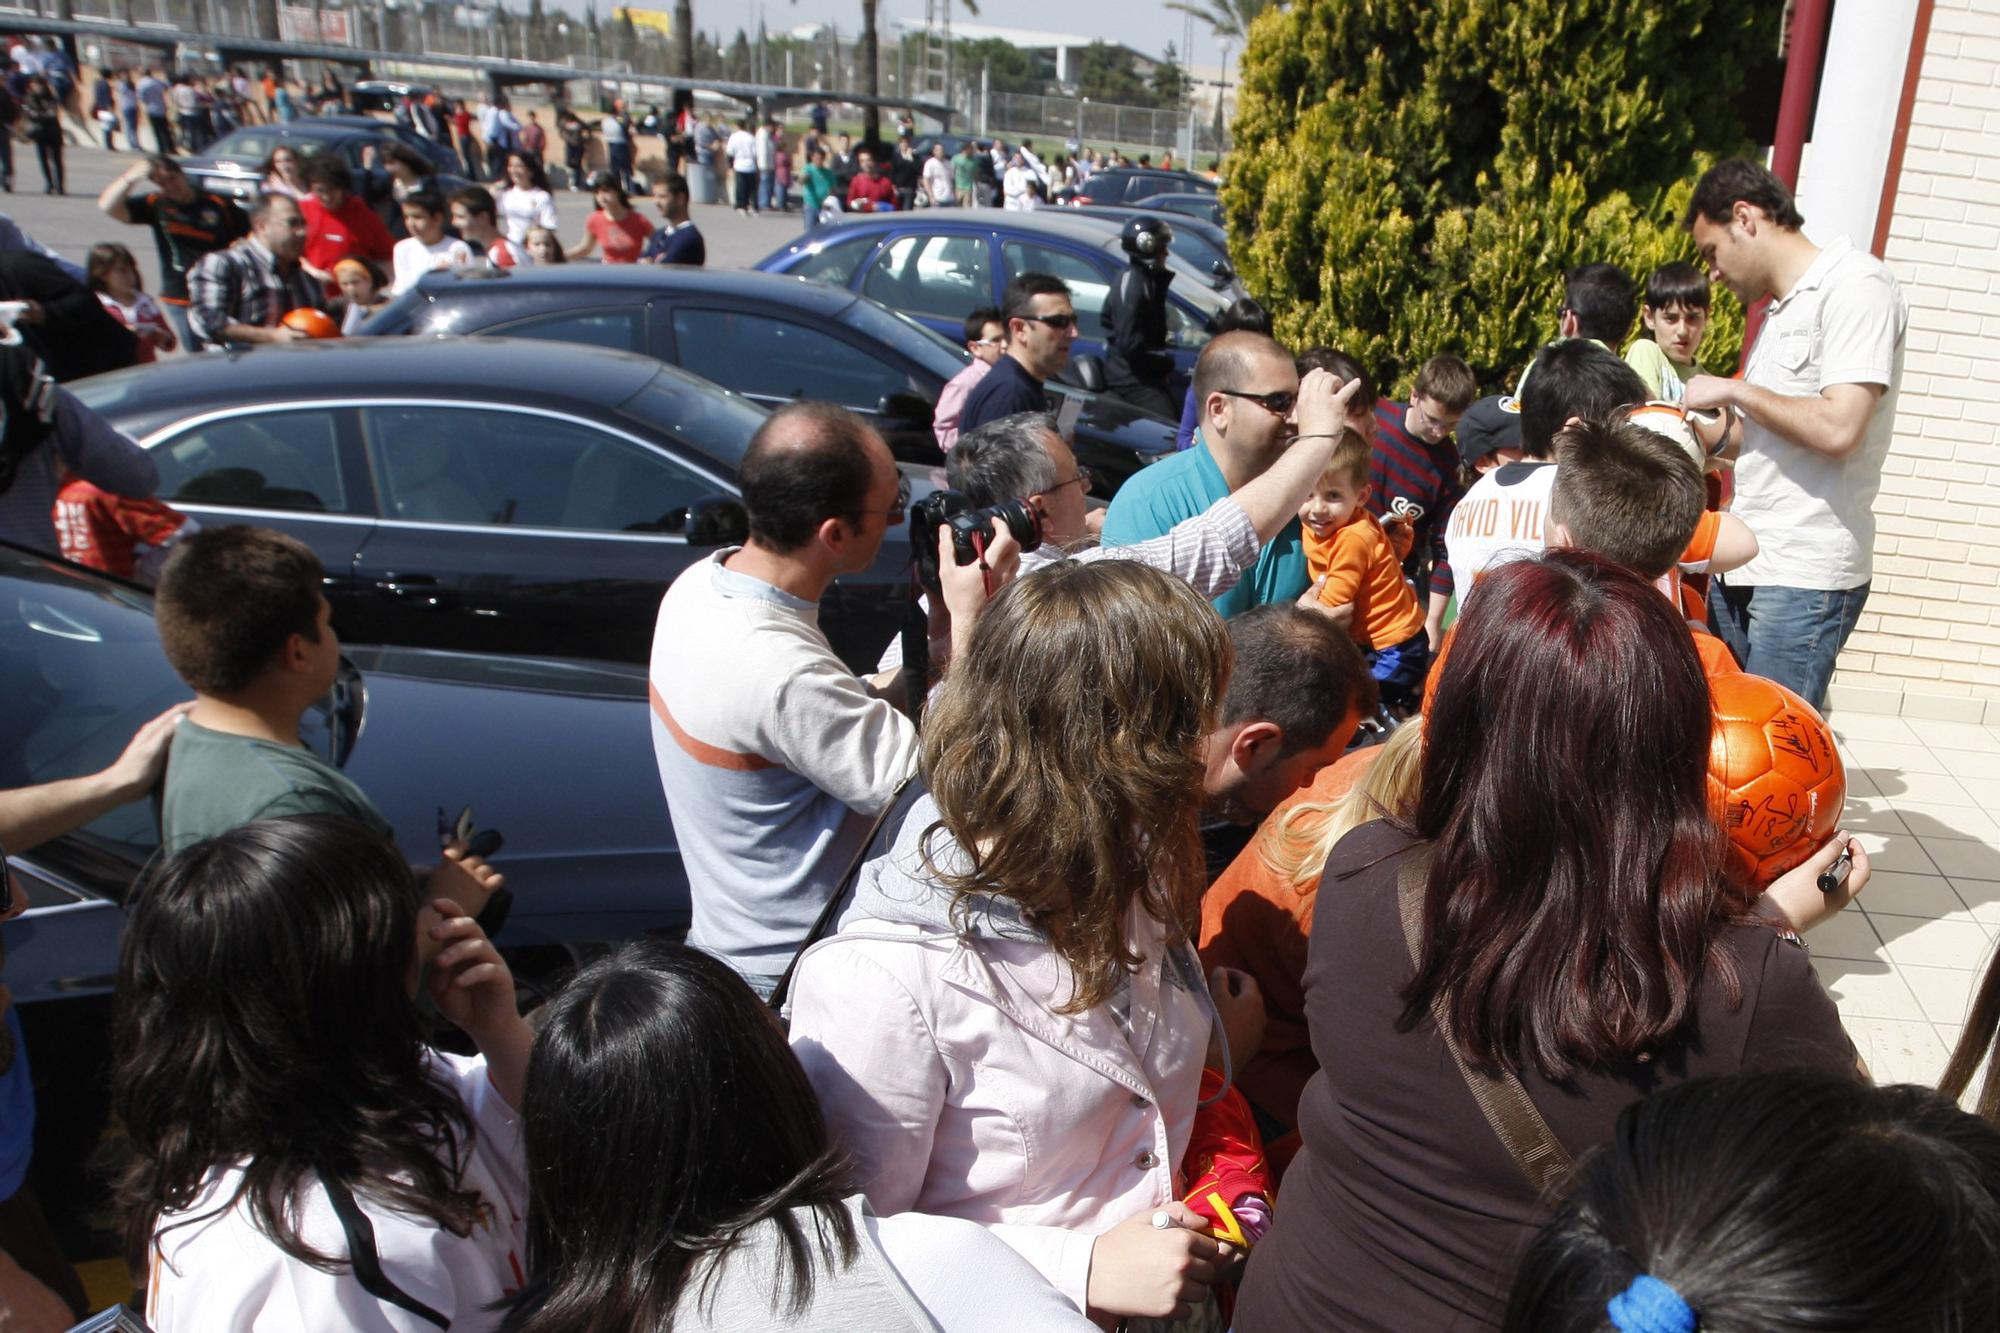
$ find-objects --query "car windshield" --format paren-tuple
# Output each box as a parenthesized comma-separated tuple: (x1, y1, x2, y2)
(837, 296, 972, 378)
(615, 370, 773, 472)
(203, 128, 331, 165)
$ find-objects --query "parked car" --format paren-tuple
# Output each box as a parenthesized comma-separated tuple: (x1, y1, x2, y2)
(1071, 167, 1218, 207)
(1057, 202, 1240, 293)
(359, 265, 1179, 483)
(755, 211, 1230, 400)
(0, 539, 681, 1012)
(350, 79, 438, 114)
(178, 116, 464, 207)
(67, 338, 917, 670)
(1132, 191, 1225, 228)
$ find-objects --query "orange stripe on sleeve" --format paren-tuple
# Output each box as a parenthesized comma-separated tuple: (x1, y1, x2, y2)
(649, 683, 776, 771)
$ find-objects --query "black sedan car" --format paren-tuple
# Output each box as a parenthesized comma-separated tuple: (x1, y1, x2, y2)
(359, 265, 1178, 486)
(1072, 168, 1218, 208)
(1132, 192, 1226, 228)
(69, 338, 916, 669)
(0, 541, 680, 1011)
(179, 115, 463, 206)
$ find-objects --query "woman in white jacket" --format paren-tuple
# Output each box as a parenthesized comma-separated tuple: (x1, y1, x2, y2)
(789, 560, 1250, 1327)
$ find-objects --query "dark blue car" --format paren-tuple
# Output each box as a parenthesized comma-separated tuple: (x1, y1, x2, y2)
(754, 210, 1232, 391)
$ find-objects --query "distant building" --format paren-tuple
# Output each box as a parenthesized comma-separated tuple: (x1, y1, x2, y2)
(890, 18, 1165, 88)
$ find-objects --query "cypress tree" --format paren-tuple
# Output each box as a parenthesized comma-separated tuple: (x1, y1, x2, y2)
(1227, 0, 1780, 392)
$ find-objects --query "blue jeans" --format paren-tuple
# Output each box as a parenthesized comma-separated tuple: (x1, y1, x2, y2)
(1709, 579, 1869, 713)
(758, 168, 776, 210)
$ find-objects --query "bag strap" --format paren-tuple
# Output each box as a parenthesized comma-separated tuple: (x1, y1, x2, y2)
(768, 775, 916, 1013)
(1395, 845, 1573, 1198)
(322, 1175, 451, 1330)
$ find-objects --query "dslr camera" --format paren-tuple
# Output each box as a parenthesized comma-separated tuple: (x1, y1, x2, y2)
(909, 491, 1043, 591)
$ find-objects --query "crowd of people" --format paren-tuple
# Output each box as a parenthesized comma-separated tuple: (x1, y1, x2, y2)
(0, 85, 1985, 1333)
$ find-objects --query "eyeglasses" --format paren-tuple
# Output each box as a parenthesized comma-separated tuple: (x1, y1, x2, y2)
(969, 336, 1004, 349)
(1410, 401, 1462, 437)
(851, 473, 911, 527)
(1043, 466, 1096, 496)
(1017, 313, 1078, 331)
(1217, 388, 1298, 416)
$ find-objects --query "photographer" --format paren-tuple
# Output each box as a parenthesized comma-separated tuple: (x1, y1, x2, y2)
(879, 369, 1361, 673)
(649, 403, 1019, 1000)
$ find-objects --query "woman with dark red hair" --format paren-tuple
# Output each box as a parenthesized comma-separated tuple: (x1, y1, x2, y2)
(1234, 550, 1866, 1332)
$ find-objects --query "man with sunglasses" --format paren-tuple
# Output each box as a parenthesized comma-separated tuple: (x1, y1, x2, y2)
(959, 272, 1077, 437)
(1103, 331, 1327, 619)
(0, 701, 190, 1325)
(932, 306, 1005, 452)
(649, 402, 1019, 1000)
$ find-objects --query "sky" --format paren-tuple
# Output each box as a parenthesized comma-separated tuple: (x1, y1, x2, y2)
(645, 0, 1235, 74)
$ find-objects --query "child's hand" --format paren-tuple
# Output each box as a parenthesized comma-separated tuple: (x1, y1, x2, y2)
(425, 897, 518, 1044)
(1380, 512, 1416, 561)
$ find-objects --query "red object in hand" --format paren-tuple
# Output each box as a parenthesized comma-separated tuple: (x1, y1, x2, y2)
(1181, 1068, 1274, 1248)
(281, 307, 340, 339)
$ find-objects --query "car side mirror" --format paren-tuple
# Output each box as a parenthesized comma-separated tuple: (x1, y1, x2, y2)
(657, 495, 749, 546)
(1211, 259, 1234, 281)
(879, 391, 933, 422)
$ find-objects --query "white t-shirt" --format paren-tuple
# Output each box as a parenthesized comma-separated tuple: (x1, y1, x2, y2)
(1729, 235, 1908, 590)
(727, 130, 757, 173)
(1003, 166, 1034, 210)
(145, 1051, 527, 1333)
(1444, 460, 1559, 608)
(391, 234, 472, 294)
(493, 186, 559, 244)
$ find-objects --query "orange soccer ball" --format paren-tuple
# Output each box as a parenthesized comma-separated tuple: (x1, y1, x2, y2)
(1706, 671, 1845, 887)
(280, 307, 340, 339)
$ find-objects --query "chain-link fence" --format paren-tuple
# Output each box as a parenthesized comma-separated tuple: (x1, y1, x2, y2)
(981, 87, 1229, 160)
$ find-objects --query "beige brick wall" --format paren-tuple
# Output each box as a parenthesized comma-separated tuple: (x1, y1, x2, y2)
(1826, 0, 2000, 723)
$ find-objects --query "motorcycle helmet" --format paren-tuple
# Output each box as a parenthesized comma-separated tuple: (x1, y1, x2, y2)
(1120, 215, 1174, 260)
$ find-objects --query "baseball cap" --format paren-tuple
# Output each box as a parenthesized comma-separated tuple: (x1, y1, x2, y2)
(1455, 394, 1522, 467)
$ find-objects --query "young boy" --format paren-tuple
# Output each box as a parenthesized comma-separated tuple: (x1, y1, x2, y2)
(449, 186, 528, 269)
(1371, 353, 1477, 647)
(931, 306, 1005, 452)
(153, 525, 501, 909)
(1623, 261, 1711, 403)
(1302, 429, 1430, 706)
(1547, 415, 1746, 675)
(53, 471, 195, 583)
(390, 189, 472, 294)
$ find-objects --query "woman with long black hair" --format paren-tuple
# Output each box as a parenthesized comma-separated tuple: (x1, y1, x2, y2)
(500, 941, 1091, 1332)
(116, 815, 531, 1331)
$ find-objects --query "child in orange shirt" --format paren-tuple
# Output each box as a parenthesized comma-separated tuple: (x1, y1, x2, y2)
(1301, 429, 1431, 707)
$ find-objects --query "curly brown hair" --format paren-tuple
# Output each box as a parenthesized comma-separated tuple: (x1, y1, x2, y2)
(919, 559, 1230, 1012)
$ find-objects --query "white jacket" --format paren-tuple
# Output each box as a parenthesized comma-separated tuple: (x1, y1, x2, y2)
(788, 789, 1215, 1315)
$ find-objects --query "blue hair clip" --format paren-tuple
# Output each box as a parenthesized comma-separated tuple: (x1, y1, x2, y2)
(1607, 1274, 1696, 1333)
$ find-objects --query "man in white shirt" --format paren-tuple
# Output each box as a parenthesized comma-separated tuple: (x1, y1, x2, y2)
(1003, 153, 1035, 210)
(725, 118, 759, 215)
(650, 402, 1016, 997)
(1682, 159, 1908, 710)
(390, 189, 471, 294)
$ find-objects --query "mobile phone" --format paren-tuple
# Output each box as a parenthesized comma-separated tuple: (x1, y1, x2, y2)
(437, 804, 504, 859)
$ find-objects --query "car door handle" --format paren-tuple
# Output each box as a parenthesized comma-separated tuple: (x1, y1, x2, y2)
(372, 575, 455, 609)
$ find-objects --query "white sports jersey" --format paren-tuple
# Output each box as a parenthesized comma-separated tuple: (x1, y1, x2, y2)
(1444, 460, 1558, 607)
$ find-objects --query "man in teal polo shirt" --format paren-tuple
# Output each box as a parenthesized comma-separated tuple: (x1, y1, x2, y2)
(1103, 331, 1311, 617)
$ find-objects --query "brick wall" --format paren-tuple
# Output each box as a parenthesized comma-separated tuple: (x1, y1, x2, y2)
(1826, 0, 2000, 723)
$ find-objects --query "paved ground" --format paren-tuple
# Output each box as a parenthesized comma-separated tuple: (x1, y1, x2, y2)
(13, 139, 812, 296)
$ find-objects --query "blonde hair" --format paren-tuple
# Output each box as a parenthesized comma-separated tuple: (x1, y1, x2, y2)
(919, 560, 1230, 1013)
(1259, 722, 1424, 892)
(1322, 426, 1371, 490)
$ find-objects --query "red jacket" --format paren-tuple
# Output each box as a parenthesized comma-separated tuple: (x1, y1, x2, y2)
(301, 194, 395, 280)
(846, 170, 896, 211)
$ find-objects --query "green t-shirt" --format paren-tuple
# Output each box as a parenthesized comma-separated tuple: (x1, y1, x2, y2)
(1622, 337, 1699, 403)
(160, 718, 395, 853)
(953, 154, 978, 191)
(802, 163, 836, 214)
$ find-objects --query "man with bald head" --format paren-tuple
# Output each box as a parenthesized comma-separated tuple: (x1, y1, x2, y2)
(649, 401, 1014, 996)
(1101, 331, 1312, 617)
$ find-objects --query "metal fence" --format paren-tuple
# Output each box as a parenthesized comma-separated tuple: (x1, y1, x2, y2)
(982, 86, 1230, 159)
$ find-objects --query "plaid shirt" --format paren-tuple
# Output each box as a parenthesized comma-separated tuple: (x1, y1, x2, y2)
(187, 240, 321, 349)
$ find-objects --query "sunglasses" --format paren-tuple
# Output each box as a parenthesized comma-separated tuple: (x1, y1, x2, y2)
(1017, 313, 1078, 331)
(1218, 388, 1298, 416)
(852, 473, 912, 527)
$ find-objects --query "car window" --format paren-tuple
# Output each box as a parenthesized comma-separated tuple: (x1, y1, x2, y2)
(672, 309, 919, 412)
(1000, 240, 1112, 331)
(152, 409, 350, 513)
(860, 233, 991, 322)
(362, 405, 708, 531)
(785, 232, 878, 287)
(483, 306, 648, 353)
